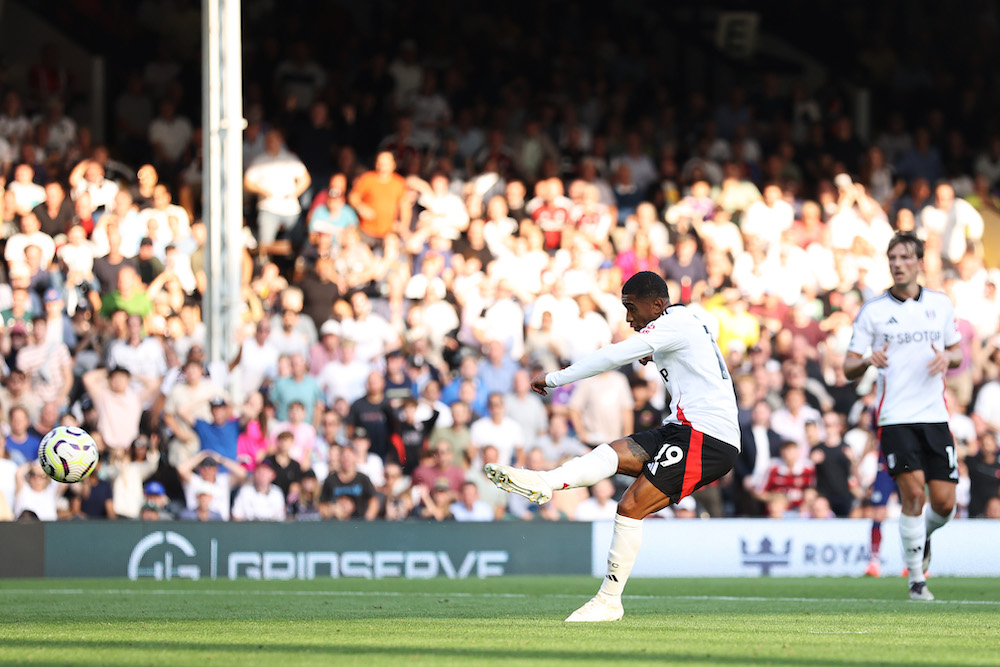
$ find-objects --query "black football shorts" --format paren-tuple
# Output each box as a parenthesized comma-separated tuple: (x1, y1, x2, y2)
(631, 422, 738, 503)
(879, 422, 958, 482)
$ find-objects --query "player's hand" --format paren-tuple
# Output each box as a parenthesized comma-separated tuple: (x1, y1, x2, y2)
(639, 355, 653, 365)
(869, 342, 889, 369)
(927, 343, 950, 376)
(529, 373, 549, 396)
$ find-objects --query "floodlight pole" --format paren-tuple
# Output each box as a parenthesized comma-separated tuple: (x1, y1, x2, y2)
(202, 0, 244, 396)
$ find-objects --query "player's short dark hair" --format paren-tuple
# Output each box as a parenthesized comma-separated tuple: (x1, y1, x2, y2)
(887, 231, 923, 260)
(622, 271, 669, 301)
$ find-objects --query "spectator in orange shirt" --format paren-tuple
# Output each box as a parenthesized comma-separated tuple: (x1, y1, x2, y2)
(348, 151, 408, 247)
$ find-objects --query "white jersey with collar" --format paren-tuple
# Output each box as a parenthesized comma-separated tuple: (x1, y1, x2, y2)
(847, 287, 961, 425)
(545, 304, 741, 447)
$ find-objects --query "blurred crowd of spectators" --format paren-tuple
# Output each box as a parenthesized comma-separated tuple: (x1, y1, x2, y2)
(2, 1, 1000, 524)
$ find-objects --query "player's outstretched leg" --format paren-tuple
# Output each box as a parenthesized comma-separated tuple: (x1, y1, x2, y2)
(484, 443, 619, 505)
(484, 463, 553, 504)
(565, 513, 640, 622)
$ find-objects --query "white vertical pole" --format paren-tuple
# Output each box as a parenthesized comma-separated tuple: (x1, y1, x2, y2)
(203, 0, 223, 367)
(222, 0, 244, 376)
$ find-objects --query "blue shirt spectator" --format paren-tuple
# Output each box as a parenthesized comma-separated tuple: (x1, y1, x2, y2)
(193, 398, 240, 461)
(5, 406, 40, 464)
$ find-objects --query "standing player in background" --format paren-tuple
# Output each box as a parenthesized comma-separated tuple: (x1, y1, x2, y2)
(844, 232, 962, 600)
(857, 415, 899, 578)
(485, 272, 740, 622)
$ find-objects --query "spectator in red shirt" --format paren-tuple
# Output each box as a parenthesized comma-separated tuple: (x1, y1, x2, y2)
(758, 439, 817, 517)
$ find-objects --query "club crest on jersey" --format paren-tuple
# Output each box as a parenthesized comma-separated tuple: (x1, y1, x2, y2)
(925, 309, 935, 319)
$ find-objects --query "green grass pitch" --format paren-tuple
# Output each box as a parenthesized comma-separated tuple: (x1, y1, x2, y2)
(1, 577, 998, 665)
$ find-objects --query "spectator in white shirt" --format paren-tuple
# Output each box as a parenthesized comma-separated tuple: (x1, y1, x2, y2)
(57, 224, 96, 275)
(4, 213, 55, 267)
(409, 172, 470, 241)
(243, 128, 312, 246)
(918, 183, 984, 266)
(318, 338, 371, 406)
(573, 478, 619, 521)
(148, 98, 193, 170)
(33, 98, 76, 155)
(68, 159, 119, 212)
(770, 387, 823, 460)
(450, 481, 494, 521)
(237, 319, 280, 402)
(741, 183, 795, 251)
(231, 460, 287, 521)
(469, 392, 525, 467)
(177, 450, 246, 522)
(136, 184, 191, 250)
(7, 164, 46, 216)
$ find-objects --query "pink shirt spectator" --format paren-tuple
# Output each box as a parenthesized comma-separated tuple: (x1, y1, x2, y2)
(237, 420, 269, 472)
(268, 421, 318, 466)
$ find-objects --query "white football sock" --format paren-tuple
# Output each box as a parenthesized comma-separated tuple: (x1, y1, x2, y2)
(539, 443, 619, 490)
(924, 504, 955, 537)
(597, 514, 643, 598)
(899, 513, 926, 584)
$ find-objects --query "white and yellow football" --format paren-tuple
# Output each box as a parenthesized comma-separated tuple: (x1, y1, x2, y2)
(38, 426, 99, 483)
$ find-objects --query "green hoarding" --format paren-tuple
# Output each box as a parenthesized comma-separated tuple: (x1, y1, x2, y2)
(0, 523, 44, 578)
(15, 522, 591, 580)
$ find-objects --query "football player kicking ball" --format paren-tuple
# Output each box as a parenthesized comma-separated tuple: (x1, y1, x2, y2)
(485, 272, 740, 622)
(844, 232, 962, 601)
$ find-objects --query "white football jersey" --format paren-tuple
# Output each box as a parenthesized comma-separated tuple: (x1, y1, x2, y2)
(546, 305, 741, 447)
(847, 287, 961, 426)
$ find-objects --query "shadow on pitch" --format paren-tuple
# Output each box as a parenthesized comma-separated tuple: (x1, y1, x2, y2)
(0, 638, 900, 665)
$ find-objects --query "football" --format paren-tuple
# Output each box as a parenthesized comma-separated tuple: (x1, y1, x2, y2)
(38, 426, 100, 484)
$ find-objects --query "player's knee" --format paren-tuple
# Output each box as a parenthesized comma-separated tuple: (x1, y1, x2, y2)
(899, 480, 926, 504)
(932, 498, 955, 516)
(616, 495, 644, 520)
(616, 495, 660, 520)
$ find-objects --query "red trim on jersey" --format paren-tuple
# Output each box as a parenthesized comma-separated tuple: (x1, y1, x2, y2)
(681, 429, 704, 498)
(874, 377, 886, 424)
(676, 403, 691, 427)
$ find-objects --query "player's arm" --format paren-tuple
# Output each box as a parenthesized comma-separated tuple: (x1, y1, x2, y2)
(531, 336, 653, 395)
(927, 341, 962, 376)
(843, 310, 880, 381)
(843, 342, 889, 381)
